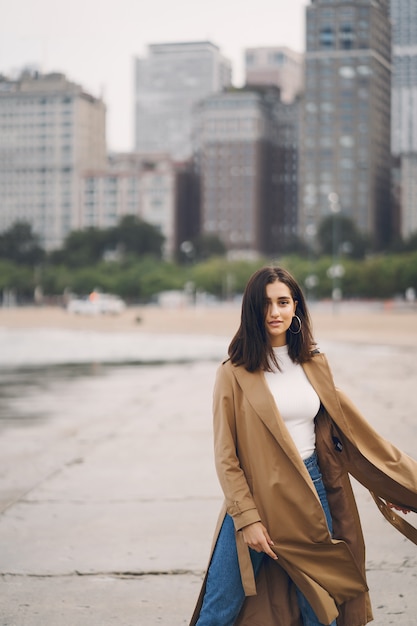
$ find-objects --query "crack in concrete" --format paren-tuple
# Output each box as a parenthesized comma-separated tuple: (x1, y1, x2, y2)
(0, 467, 64, 515)
(1, 569, 204, 579)
(366, 561, 417, 571)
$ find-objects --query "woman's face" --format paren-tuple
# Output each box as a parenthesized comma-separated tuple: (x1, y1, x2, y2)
(264, 280, 297, 347)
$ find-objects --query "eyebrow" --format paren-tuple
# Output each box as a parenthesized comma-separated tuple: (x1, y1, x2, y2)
(265, 296, 292, 301)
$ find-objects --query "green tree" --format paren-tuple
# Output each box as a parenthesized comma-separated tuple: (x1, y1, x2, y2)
(403, 231, 417, 252)
(317, 215, 368, 259)
(191, 234, 226, 262)
(0, 259, 35, 300)
(0, 221, 45, 265)
(49, 227, 109, 268)
(109, 215, 165, 258)
(138, 259, 186, 301)
(49, 216, 165, 268)
(190, 258, 265, 297)
(40, 264, 74, 295)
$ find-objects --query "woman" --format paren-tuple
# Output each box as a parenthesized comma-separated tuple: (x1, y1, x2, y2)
(190, 266, 417, 626)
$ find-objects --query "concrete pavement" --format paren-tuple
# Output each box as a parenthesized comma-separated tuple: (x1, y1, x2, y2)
(0, 341, 417, 625)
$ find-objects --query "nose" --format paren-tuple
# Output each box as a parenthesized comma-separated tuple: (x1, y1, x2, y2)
(270, 302, 280, 318)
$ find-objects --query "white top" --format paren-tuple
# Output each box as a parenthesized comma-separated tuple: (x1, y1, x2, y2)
(263, 345, 320, 460)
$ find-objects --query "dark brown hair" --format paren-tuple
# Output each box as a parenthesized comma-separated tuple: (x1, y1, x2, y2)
(228, 266, 315, 372)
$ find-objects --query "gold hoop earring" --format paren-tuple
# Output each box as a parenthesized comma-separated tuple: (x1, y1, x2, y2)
(289, 315, 302, 334)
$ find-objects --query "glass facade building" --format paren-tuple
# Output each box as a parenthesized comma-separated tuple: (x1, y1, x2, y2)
(300, 0, 392, 248)
(134, 42, 232, 161)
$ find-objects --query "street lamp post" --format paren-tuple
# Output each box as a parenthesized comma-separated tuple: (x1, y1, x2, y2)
(327, 192, 343, 314)
(180, 240, 195, 305)
(305, 220, 318, 301)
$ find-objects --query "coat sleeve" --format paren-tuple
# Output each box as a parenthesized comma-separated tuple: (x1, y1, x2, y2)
(336, 387, 417, 499)
(213, 363, 262, 531)
(334, 387, 417, 540)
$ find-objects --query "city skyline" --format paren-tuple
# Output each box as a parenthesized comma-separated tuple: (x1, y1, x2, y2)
(1, 0, 308, 151)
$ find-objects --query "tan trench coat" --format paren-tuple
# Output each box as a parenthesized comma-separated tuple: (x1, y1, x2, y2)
(190, 350, 417, 626)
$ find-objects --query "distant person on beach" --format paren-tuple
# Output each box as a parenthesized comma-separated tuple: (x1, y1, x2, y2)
(190, 266, 417, 626)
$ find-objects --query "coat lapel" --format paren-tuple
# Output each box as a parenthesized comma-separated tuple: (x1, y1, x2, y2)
(232, 353, 354, 452)
(302, 353, 355, 440)
(232, 365, 310, 473)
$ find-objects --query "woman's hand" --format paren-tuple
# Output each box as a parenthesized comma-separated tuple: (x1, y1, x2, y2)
(241, 521, 278, 560)
(387, 502, 411, 515)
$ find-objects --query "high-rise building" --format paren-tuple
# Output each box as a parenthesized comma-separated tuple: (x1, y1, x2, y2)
(80, 154, 178, 259)
(245, 46, 304, 103)
(300, 0, 392, 248)
(134, 41, 232, 160)
(80, 153, 198, 260)
(0, 71, 106, 249)
(244, 46, 302, 251)
(194, 86, 291, 258)
(390, 0, 417, 237)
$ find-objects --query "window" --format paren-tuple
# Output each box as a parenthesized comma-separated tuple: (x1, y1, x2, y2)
(357, 65, 371, 76)
(321, 102, 334, 112)
(320, 137, 333, 147)
(270, 51, 284, 65)
(339, 24, 354, 50)
(245, 52, 255, 66)
(320, 26, 335, 49)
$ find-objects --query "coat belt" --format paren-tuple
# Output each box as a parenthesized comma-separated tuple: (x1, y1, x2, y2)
(235, 529, 257, 596)
(370, 492, 417, 544)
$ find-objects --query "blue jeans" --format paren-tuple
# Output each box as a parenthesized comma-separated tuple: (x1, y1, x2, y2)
(196, 452, 337, 626)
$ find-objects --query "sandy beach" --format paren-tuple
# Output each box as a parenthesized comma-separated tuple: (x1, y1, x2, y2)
(1, 301, 417, 347)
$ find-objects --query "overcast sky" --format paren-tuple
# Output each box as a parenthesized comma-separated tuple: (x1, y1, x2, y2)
(1, 0, 309, 151)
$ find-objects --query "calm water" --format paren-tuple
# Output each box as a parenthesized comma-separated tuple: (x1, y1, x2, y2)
(0, 327, 230, 426)
(0, 325, 401, 429)
(0, 327, 229, 368)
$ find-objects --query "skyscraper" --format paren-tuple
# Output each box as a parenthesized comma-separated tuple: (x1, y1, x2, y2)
(244, 46, 302, 252)
(194, 86, 287, 258)
(390, 0, 417, 237)
(0, 71, 106, 249)
(245, 46, 304, 103)
(300, 0, 392, 248)
(134, 41, 232, 160)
